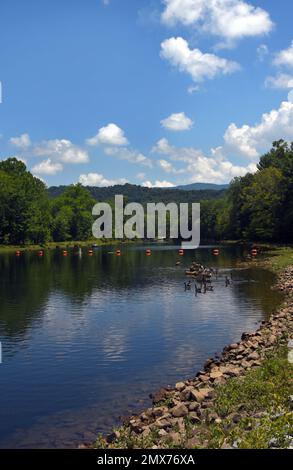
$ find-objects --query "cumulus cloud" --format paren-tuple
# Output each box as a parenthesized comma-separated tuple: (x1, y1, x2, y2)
(265, 42, 293, 90)
(152, 138, 256, 183)
(224, 101, 293, 158)
(142, 180, 175, 188)
(157, 158, 185, 174)
(8, 134, 89, 176)
(10, 133, 31, 149)
(158, 159, 177, 173)
(87, 123, 128, 146)
(104, 146, 153, 167)
(152, 137, 175, 156)
(32, 158, 63, 175)
(265, 73, 293, 90)
(79, 173, 127, 187)
(160, 37, 240, 82)
(161, 112, 194, 131)
(161, 0, 273, 44)
(273, 41, 293, 68)
(33, 139, 89, 163)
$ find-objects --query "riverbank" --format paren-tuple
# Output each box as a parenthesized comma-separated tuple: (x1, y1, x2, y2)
(0, 239, 134, 253)
(235, 246, 293, 273)
(91, 262, 293, 450)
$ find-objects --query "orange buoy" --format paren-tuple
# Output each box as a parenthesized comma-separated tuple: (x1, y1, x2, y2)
(212, 248, 220, 256)
(15, 250, 21, 257)
(115, 250, 121, 257)
(178, 249, 184, 256)
(251, 248, 258, 257)
(146, 249, 151, 256)
(62, 250, 68, 257)
(88, 250, 93, 256)
(38, 250, 44, 257)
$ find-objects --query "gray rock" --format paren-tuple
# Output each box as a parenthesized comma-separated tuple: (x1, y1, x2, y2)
(175, 382, 186, 391)
(171, 404, 189, 418)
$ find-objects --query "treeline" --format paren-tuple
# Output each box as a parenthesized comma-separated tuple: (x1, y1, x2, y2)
(48, 183, 226, 204)
(200, 140, 293, 243)
(0, 158, 96, 244)
(0, 140, 292, 245)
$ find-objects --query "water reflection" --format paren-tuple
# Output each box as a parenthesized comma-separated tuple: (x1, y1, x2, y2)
(0, 246, 283, 448)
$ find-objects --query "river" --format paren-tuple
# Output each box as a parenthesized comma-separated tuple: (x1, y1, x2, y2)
(0, 245, 282, 448)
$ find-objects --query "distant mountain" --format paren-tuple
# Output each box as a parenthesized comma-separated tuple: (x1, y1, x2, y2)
(48, 183, 227, 203)
(176, 183, 229, 191)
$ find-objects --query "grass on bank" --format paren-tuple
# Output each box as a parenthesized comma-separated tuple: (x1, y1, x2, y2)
(94, 343, 293, 449)
(262, 246, 293, 272)
(204, 346, 293, 449)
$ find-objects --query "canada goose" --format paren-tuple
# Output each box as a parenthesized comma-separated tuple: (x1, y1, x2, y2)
(195, 284, 202, 294)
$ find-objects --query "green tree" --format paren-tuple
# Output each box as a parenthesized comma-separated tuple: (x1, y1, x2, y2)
(51, 184, 96, 241)
(0, 158, 50, 244)
(242, 167, 284, 241)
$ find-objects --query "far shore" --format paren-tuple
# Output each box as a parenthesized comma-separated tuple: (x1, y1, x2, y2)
(1, 240, 292, 255)
(0, 239, 137, 253)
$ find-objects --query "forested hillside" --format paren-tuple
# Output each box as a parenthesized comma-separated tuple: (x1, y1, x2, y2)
(0, 140, 292, 244)
(48, 183, 226, 204)
(200, 140, 293, 243)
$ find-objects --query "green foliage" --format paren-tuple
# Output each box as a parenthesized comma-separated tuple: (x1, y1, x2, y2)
(48, 183, 227, 204)
(0, 158, 51, 244)
(206, 346, 293, 449)
(215, 349, 291, 417)
(200, 140, 293, 242)
(50, 184, 96, 241)
(0, 158, 96, 245)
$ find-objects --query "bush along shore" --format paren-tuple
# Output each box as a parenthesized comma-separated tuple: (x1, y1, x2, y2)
(91, 266, 293, 450)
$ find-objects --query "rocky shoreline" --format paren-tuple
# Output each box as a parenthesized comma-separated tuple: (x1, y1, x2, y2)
(91, 266, 293, 449)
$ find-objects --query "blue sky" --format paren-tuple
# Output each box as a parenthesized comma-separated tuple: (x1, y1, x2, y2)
(0, 0, 293, 187)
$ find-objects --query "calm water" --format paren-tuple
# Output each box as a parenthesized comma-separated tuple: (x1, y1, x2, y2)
(0, 245, 282, 448)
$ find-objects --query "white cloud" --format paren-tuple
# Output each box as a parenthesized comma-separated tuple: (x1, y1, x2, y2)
(161, 112, 194, 131)
(160, 37, 240, 82)
(158, 158, 185, 174)
(265, 73, 293, 90)
(152, 137, 175, 155)
(158, 159, 176, 173)
(142, 180, 175, 188)
(152, 138, 256, 183)
(87, 123, 128, 146)
(32, 158, 63, 175)
(161, 0, 273, 44)
(104, 146, 153, 167)
(265, 42, 293, 90)
(10, 133, 31, 149)
(224, 101, 293, 158)
(273, 41, 293, 68)
(33, 139, 89, 163)
(79, 173, 127, 187)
